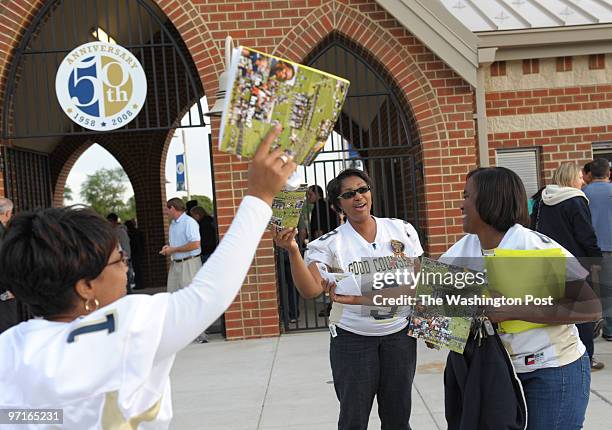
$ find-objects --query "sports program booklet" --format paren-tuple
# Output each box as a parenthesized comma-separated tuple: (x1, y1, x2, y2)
(407, 258, 487, 354)
(219, 47, 350, 165)
(269, 185, 308, 230)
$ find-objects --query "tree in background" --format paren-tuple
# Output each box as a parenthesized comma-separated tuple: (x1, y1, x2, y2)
(80, 168, 135, 221)
(63, 185, 73, 204)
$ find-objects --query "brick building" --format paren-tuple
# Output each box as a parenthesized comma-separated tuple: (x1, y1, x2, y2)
(0, 0, 610, 339)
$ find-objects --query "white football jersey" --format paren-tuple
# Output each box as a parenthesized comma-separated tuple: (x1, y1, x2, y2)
(305, 217, 423, 336)
(0, 196, 272, 429)
(442, 223, 587, 373)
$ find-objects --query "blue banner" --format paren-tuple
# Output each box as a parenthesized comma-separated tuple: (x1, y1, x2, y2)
(176, 153, 185, 191)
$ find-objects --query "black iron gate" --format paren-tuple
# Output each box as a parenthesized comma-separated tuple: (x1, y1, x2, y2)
(277, 39, 420, 332)
(1, 146, 52, 212)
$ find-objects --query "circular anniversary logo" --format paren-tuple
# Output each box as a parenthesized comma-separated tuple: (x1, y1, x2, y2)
(55, 41, 147, 131)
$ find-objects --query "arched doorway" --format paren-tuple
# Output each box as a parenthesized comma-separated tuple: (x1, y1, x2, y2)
(2, 0, 211, 290)
(278, 32, 423, 331)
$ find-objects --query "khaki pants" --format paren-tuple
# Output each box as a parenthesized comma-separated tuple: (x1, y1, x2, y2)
(167, 257, 202, 293)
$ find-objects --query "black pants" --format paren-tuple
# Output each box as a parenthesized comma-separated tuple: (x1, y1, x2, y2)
(330, 326, 416, 430)
(577, 322, 595, 360)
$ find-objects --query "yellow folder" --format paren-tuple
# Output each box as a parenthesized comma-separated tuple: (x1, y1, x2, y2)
(485, 248, 566, 333)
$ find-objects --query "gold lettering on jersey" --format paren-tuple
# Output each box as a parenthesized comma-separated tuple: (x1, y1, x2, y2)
(101, 390, 161, 429)
(348, 255, 413, 275)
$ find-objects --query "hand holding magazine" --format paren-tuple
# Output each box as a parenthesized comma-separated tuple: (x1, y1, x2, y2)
(218, 47, 350, 165)
(269, 185, 308, 230)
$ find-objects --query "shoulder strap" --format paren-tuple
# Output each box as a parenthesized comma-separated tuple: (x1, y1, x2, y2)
(535, 199, 543, 231)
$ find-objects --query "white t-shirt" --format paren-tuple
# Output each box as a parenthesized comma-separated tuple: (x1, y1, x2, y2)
(0, 196, 272, 429)
(305, 217, 423, 336)
(442, 224, 588, 373)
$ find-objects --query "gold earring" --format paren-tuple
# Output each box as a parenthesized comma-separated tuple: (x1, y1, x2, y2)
(84, 298, 100, 312)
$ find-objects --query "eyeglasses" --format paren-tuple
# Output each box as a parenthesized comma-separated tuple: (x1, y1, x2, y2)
(106, 249, 129, 267)
(338, 185, 371, 200)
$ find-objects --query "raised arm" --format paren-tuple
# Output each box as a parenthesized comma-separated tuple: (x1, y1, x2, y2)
(155, 126, 296, 360)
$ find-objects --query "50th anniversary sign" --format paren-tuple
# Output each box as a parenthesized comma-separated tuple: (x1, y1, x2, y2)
(55, 42, 147, 131)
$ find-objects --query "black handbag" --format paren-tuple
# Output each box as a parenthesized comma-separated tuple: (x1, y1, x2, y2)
(444, 329, 528, 430)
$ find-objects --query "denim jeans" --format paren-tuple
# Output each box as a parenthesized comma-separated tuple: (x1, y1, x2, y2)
(517, 353, 590, 430)
(330, 326, 417, 430)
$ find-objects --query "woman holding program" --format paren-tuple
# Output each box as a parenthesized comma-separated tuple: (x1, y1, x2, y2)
(273, 168, 423, 430)
(442, 167, 601, 429)
(0, 126, 295, 429)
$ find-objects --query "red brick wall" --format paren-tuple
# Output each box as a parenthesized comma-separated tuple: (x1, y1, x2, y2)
(486, 81, 612, 183)
(0, 0, 476, 339)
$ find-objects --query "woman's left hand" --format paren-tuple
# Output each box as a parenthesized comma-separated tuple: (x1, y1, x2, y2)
(483, 290, 513, 322)
(329, 283, 369, 305)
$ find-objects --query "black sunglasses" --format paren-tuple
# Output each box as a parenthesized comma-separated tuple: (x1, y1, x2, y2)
(338, 185, 371, 200)
(106, 249, 129, 267)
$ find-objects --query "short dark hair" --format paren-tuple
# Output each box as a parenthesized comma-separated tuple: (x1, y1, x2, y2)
(466, 167, 530, 232)
(584, 162, 591, 174)
(106, 213, 118, 222)
(327, 168, 372, 213)
(0, 207, 117, 318)
(308, 185, 324, 198)
(190, 206, 210, 219)
(167, 197, 185, 212)
(186, 199, 199, 213)
(590, 158, 610, 179)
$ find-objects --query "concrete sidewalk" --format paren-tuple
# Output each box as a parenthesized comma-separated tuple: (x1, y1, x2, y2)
(170, 331, 612, 429)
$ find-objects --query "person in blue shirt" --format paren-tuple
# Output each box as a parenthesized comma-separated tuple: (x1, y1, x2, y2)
(160, 198, 202, 294)
(583, 158, 612, 341)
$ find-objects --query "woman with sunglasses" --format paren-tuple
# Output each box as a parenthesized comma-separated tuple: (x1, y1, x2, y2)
(273, 168, 423, 429)
(0, 127, 296, 429)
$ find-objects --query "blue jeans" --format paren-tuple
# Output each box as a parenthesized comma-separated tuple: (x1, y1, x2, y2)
(517, 353, 590, 430)
(330, 326, 417, 430)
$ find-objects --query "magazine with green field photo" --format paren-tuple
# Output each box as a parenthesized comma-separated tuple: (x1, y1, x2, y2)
(219, 47, 350, 165)
(269, 185, 308, 230)
(407, 257, 487, 354)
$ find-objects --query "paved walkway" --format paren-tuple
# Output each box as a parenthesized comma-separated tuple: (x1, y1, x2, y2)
(170, 331, 612, 429)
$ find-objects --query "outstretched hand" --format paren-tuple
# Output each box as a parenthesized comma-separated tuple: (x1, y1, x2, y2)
(272, 228, 299, 252)
(246, 125, 297, 206)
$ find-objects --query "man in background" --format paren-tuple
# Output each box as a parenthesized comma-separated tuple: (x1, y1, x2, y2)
(107, 213, 133, 293)
(584, 158, 612, 342)
(307, 185, 338, 240)
(583, 161, 593, 186)
(0, 198, 13, 247)
(189, 206, 218, 264)
(161, 198, 207, 343)
(125, 220, 145, 290)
